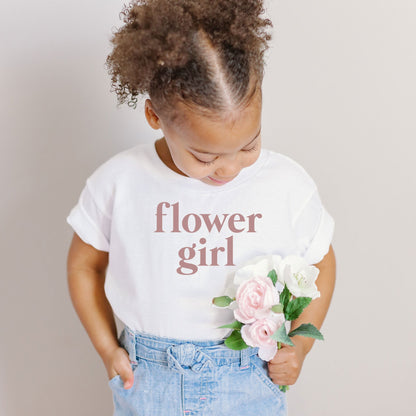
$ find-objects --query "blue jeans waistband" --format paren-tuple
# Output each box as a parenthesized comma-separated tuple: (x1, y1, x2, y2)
(119, 325, 260, 374)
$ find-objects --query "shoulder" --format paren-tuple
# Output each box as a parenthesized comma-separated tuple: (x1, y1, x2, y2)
(262, 147, 318, 193)
(260, 147, 321, 221)
(85, 142, 151, 188)
(81, 142, 152, 211)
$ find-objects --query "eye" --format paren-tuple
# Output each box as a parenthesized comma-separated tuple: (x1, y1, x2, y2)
(243, 143, 258, 153)
(196, 158, 217, 166)
(194, 142, 259, 166)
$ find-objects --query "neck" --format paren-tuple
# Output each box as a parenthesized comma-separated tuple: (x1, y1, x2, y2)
(155, 137, 188, 177)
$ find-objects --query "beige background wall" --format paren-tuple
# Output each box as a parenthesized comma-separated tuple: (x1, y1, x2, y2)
(1, 1, 414, 415)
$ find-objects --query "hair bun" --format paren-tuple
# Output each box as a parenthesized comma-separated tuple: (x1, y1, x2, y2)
(106, 0, 272, 110)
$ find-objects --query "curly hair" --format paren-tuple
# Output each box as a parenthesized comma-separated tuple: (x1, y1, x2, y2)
(105, 0, 273, 123)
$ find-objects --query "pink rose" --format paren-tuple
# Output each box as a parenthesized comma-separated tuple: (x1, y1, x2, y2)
(241, 314, 286, 361)
(233, 276, 279, 324)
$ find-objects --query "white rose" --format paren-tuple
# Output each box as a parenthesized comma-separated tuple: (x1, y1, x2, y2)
(277, 255, 320, 299)
(230, 254, 283, 292)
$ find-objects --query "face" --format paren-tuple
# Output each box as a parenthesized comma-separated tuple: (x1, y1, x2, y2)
(145, 94, 262, 186)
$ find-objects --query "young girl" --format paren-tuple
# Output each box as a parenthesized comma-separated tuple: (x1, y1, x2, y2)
(66, 0, 336, 415)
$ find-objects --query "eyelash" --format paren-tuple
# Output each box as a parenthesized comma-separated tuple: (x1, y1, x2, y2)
(197, 143, 259, 166)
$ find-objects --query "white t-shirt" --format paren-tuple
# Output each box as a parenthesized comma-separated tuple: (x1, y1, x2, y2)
(66, 140, 335, 340)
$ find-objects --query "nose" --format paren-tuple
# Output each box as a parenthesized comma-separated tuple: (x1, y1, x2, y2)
(215, 154, 242, 178)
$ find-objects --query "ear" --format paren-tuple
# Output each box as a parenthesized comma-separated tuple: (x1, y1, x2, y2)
(144, 99, 162, 130)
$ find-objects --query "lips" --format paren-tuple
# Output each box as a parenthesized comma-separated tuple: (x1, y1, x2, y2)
(208, 176, 234, 184)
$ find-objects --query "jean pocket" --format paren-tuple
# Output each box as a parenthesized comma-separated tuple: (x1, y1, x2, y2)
(108, 358, 140, 388)
(108, 373, 121, 386)
(250, 354, 284, 399)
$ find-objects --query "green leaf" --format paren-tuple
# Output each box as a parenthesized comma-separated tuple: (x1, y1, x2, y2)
(279, 285, 291, 311)
(271, 304, 284, 313)
(212, 296, 233, 307)
(285, 297, 312, 321)
(224, 330, 249, 350)
(267, 269, 277, 286)
(270, 324, 294, 347)
(217, 320, 243, 330)
(288, 323, 324, 341)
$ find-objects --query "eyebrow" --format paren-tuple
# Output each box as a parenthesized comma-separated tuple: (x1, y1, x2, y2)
(189, 127, 262, 155)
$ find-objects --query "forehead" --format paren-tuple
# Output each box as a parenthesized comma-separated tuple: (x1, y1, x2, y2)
(172, 100, 262, 154)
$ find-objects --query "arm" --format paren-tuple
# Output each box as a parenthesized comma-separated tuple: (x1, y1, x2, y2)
(290, 243, 337, 355)
(66, 232, 119, 362)
(67, 232, 135, 388)
(268, 244, 337, 386)
(66, 233, 135, 387)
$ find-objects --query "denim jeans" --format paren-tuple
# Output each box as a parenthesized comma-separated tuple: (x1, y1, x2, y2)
(108, 325, 287, 416)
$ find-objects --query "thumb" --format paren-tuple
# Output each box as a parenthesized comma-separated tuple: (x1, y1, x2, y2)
(120, 366, 135, 390)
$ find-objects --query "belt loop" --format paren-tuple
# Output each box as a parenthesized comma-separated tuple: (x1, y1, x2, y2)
(120, 326, 138, 363)
(240, 347, 250, 368)
(130, 328, 138, 364)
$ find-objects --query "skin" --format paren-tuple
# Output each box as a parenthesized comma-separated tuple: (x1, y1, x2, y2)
(267, 244, 336, 386)
(67, 90, 336, 391)
(145, 95, 263, 186)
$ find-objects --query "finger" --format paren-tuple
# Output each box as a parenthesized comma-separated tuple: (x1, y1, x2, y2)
(268, 355, 289, 368)
(270, 348, 294, 365)
(268, 366, 288, 379)
(268, 371, 289, 386)
(268, 364, 300, 386)
(268, 361, 298, 381)
(108, 371, 119, 381)
(268, 363, 286, 376)
(122, 373, 134, 389)
(120, 366, 135, 389)
(271, 375, 296, 386)
(268, 367, 293, 384)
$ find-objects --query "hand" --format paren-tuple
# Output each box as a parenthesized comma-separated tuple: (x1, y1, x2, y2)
(267, 342, 306, 386)
(103, 346, 135, 390)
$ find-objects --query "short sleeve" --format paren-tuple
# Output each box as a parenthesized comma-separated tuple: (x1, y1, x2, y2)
(292, 188, 335, 265)
(66, 182, 111, 252)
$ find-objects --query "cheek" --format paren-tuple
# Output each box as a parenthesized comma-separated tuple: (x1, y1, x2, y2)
(243, 149, 261, 167)
(173, 152, 209, 177)
(170, 148, 192, 168)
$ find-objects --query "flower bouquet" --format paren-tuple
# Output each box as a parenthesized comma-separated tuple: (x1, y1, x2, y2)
(212, 254, 324, 392)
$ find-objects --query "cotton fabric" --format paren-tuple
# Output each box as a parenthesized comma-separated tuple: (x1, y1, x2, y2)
(108, 325, 287, 416)
(66, 140, 335, 340)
